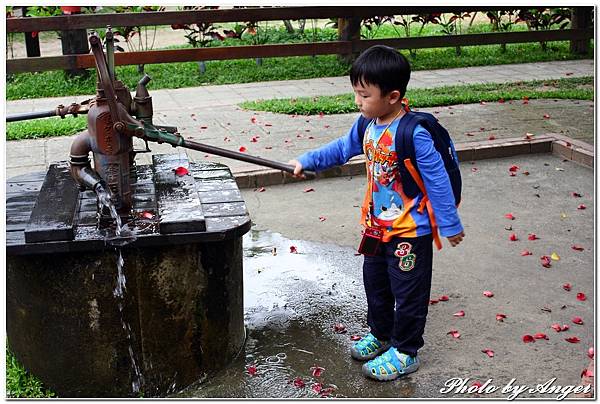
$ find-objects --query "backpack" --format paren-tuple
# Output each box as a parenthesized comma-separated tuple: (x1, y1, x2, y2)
(357, 111, 462, 206)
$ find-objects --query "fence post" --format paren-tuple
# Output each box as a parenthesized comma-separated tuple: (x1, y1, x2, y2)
(60, 7, 90, 77)
(21, 7, 41, 57)
(337, 16, 361, 62)
(570, 7, 592, 55)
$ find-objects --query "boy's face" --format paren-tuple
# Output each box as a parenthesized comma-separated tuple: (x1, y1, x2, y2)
(352, 81, 399, 120)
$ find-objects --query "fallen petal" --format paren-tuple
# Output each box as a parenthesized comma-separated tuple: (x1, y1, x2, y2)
(303, 188, 315, 193)
(454, 310, 465, 317)
(483, 290, 494, 298)
(540, 256, 552, 268)
(293, 377, 305, 388)
(174, 166, 189, 176)
(239, 147, 247, 152)
(290, 245, 298, 254)
(561, 324, 570, 332)
(543, 114, 551, 119)
(509, 165, 520, 172)
(551, 323, 562, 332)
(318, 216, 327, 222)
(333, 323, 347, 334)
(528, 233, 539, 240)
(577, 292, 587, 301)
(496, 313, 507, 322)
(350, 335, 362, 341)
(578, 204, 587, 210)
(509, 233, 518, 241)
(255, 187, 266, 192)
(504, 213, 515, 220)
(310, 366, 325, 377)
(562, 283, 572, 291)
(439, 295, 449, 301)
(429, 299, 439, 305)
(447, 330, 461, 338)
(572, 316, 584, 325)
(488, 135, 496, 140)
(565, 336, 581, 343)
(588, 347, 594, 359)
(534, 333, 549, 340)
(482, 349, 494, 358)
(572, 192, 582, 197)
(251, 117, 257, 123)
(311, 382, 323, 394)
(582, 368, 594, 378)
(247, 365, 258, 376)
(522, 335, 535, 343)
(521, 250, 533, 256)
(571, 245, 585, 251)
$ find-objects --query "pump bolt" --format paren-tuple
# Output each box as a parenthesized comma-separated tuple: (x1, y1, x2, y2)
(114, 122, 125, 133)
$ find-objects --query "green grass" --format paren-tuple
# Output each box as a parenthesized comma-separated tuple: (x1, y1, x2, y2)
(240, 77, 594, 115)
(6, 346, 55, 398)
(7, 115, 87, 141)
(7, 37, 592, 100)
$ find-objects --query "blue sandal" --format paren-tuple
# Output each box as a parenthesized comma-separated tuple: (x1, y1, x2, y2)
(362, 347, 419, 381)
(350, 333, 390, 361)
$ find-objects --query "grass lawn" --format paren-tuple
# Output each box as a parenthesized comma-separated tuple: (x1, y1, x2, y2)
(240, 76, 593, 115)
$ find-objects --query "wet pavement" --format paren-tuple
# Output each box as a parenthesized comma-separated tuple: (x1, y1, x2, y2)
(175, 152, 594, 399)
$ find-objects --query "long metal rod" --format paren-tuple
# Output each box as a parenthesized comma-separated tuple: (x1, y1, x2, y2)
(181, 138, 316, 178)
(7, 110, 61, 122)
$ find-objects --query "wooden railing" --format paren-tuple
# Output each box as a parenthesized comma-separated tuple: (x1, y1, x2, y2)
(6, 6, 593, 75)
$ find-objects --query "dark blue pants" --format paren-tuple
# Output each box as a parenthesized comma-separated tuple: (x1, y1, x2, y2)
(362, 234, 433, 357)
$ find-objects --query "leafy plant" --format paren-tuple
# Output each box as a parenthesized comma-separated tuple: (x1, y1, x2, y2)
(6, 345, 55, 398)
(434, 12, 472, 56)
(486, 10, 519, 53)
(517, 8, 571, 51)
(361, 16, 394, 40)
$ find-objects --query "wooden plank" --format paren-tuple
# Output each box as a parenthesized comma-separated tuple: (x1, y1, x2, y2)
(153, 154, 206, 234)
(6, 6, 524, 32)
(7, 29, 592, 74)
(24, 162, 80, 243)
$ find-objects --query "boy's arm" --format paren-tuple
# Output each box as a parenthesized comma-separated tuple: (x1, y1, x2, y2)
(296, 117, 365, 172)
(413, 125, 464, 238)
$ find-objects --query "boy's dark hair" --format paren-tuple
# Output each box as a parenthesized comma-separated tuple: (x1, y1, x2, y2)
(350, 45, 411, 98)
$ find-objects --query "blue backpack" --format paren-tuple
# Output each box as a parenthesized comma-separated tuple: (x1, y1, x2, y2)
(357, 111, 462, 206)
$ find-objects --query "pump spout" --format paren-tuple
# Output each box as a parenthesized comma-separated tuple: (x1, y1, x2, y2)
(69, 130, 106, 192)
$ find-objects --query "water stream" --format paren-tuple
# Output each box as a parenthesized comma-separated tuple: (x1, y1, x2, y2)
(95, 186, 144, 394)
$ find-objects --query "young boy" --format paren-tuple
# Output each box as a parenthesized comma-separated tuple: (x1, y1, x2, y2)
(289, 45, 464, 381)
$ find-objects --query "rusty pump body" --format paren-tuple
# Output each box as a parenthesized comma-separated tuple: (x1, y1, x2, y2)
(64, 29, 315, 219)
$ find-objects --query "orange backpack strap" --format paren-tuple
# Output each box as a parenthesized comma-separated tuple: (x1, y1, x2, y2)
(403, 158, 442, 250)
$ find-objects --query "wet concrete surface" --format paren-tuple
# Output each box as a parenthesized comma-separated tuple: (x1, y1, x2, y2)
(176, 152, 594, 399)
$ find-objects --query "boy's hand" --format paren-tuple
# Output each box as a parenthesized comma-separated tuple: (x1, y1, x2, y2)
(288, 159, 306, 179)
(447, 231, 465, 247)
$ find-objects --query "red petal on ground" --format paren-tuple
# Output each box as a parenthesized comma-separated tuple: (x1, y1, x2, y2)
(571, 245, 585, 251)
(251, 117, 257, 123)
(250, 137, 258, 142)
(496, 313, 507, 321)
(528, 233, 539, 240)
(572, 192, 582, 197)
(290, 245, 298, 253)
(453, 310, 465, 317)
(141, 211, 154, 219)
(447, 330, 461, 338)
(483, 290, 494, 297)
(561, 324, 570, 332)
(255, 187, 266, 193)
(578, 204, 586, 210)
(471, 167, 478, 172)
(350, 335, 362, 341)
(577, 292, 587, 301)
(319, 112, 324, 118)
(498, 98, 505, 103)
(572, 316, 584, 325)
(582, 368, 594, 378)
(472, 381, 483, 388)
(505, 213, 515, 220)
(488, 135, 496, 140)
(311, 382, 323, 394)
(480, 127, 486, 131)
(200, 125, 208, 129)
(174, 166, 189, 176)
(333, 323, 347, 334)
(551, 323, 562, 332)
(565, 336, 581, 343)
(523, 171, 530, 175)
(466, 133, 474, 136)
(509, 233, 518, 241)
(239, 147, 247, 152)
(520, 250, 533, 256)
(247, 365, 258, 376)
(540, 256, 552, 268)
(439, 295, 449, 301)
(588, 347, 594, 359)
(320, 387, 335, 397)
(308, 136, 315, 140)
(318, 216, 327, 222)
(303, 188, 315, 193)
(543, 114, 551, 119)
(522, 335, 535, 343)
(429, 299, 439, 305)
(310, 366, 325, 377)
(324, 125, 330, 128)
(562, 283, 572, 291)
(264, 146, 273, 150)
(31, 31, 38, 38)
(265, 123, 272, 127)
(509, 172, 516, 177)
(482, 349, 494, 358)
(509, 165, 520, 172)
(293, 377, 305, 388)
(534, 333, 549, 340)
(524, 133, 534, 140)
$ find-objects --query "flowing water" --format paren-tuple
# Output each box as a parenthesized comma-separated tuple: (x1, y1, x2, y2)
(95, 186, 144, 393)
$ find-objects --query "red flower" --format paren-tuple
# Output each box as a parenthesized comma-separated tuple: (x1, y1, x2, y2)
(453, 310, 465, 317)
(174, 166, 189, 176)
(439, 295, 449, 301)
(577, 292, 587, 301)
(565, 336, 581, 343)
(290, 245, 298, 254)
(509, 233, 518, 241)
(562, 283, 572, 291)
(310, 366, 325, 377)
(483, 290, 494, 298)
(534, 333, 549, 340)
(333, 323, 347, 334)
(572, 316, 584, 325)
(578, 204, 586, 210)
(303, 188, 315, 193)
(251, 117, 257, 123)
(429, 299, 439, 305)
(447, 330, 461, 339)
(571, 245, 585, 251)
(543, 114, 551, 119)
(588, 347, 594, 359)
(504, 213, 515, 220)
(496, 313, 507, 322)
(488, 135, 496, 140)
(509, 165, 519, 172)
(318, 216, 327, 222)
(247, 365, 258, 376)
(482, 349, 494, 358)
(350, 335, 362, 341)
(520, 250, 532, 256)
(522, 335, 535, 343)
(239, 146, 247, 152)
(293, 377, 305, 388)
(528, 233, 539, 240)
(540, 256, 552, 268)
(311, 382, 323, 394)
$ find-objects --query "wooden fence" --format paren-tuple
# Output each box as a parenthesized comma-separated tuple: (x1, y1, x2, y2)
(6, 6, 594, 75)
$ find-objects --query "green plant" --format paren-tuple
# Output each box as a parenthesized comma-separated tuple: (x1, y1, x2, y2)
(7, 116, 88, 141)
(6, 345, 55, 398)
(361, 16, 394, 40)
(486, 10, 519, 53)
(517, 8, 571, 51)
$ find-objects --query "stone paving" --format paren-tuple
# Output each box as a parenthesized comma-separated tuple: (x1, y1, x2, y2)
(5, 59, 594, 179)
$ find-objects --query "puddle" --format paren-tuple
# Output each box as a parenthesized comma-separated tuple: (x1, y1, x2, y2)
(174, 229, 418, 399)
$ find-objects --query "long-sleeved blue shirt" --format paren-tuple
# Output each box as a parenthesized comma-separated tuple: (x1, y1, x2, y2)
(298, 114, 463, 240)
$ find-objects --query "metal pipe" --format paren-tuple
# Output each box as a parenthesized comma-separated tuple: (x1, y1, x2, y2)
(7, 110, 60, 122)
(105, 26, 115, 81)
